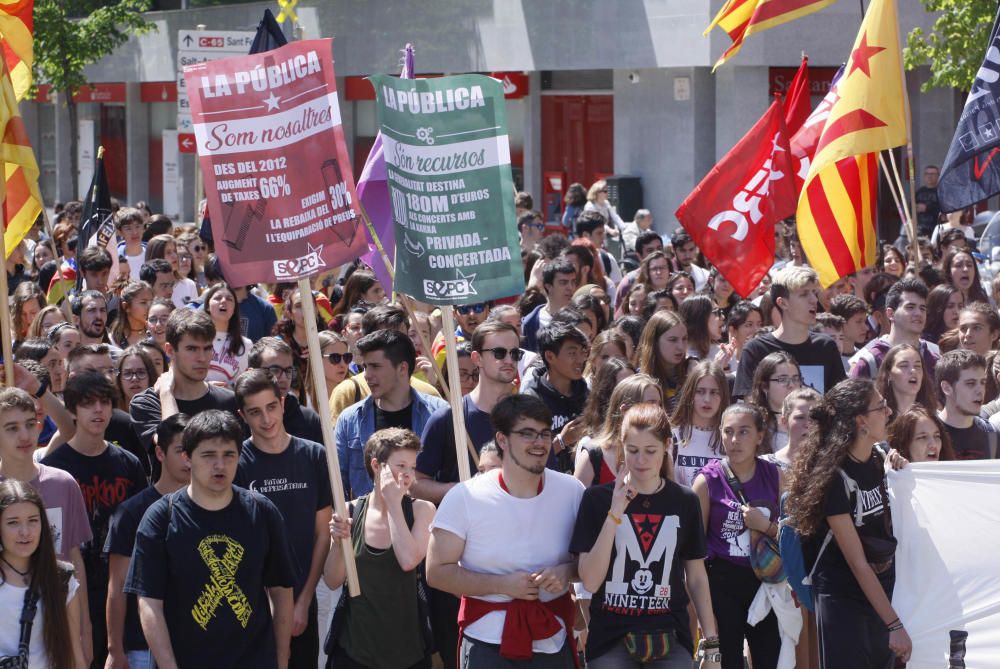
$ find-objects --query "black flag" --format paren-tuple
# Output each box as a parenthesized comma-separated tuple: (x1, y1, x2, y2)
(249, 8, 288, 55)
(76, 147, 115, 291)
(938, 5, 1000, 213)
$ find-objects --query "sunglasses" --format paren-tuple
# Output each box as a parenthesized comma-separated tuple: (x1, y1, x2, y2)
(457, 303, 487, 315)
(326, 352, 353, 365)
(480, 347, 524, 361)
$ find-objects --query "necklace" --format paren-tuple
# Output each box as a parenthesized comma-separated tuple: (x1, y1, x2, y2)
(636, 478, 666, 508)
(0, 555, 30, 586)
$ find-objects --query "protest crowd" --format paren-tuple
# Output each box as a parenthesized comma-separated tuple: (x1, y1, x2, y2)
(3, 0, 1000, 667)
(4, 167, 991, 669)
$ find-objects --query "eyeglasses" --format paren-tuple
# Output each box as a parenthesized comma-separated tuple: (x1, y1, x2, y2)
(120, 369, 148, 380)
(264, 365, 295, 379)
(769, 375, 802, 386)
(864, 399, 892, 415)
(325, 352, 353, 365)
(526, 222, 545, 232)
(481, 347, 524, 361)
(508, 428, 553, 443)
(648, 265, 669, 275)
(457, 303, 487, 315)
(459, 370, 480, 382)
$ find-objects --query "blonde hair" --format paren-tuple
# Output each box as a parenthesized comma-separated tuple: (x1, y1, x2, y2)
(772, 265, 819, 293)
(586, 179, 608, 203)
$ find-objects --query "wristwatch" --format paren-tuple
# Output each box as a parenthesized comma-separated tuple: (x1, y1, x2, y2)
(554, 434, 566, 452)
(32, 377, 48, 399)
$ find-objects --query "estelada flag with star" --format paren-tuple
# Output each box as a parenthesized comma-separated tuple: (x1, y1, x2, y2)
(796, 0, 906, 287)
(706, 0, 835, 70)
(936, 3, 1000, 213)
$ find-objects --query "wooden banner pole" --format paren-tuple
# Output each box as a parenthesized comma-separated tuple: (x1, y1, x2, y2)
(297, 278, 361, 597)
(877, 153, 917, 263)
(0, 205, 12, 386)
(440, 306, 472, 481)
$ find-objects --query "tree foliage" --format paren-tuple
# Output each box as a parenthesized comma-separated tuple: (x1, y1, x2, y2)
(904, 0, 996, 92)
(34, 0, 156, 94)
(33, 0, 156, 197)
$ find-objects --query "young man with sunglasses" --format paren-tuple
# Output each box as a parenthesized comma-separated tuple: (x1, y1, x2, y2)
(518, 211, 545, 256)
(427, 394, 584, 669)
(248, 337, 324, 444)
(432, 300, 490, 369)
(335, 329, 447, 499)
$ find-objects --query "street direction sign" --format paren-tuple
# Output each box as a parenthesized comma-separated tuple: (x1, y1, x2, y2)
(176, 29, 254, 132)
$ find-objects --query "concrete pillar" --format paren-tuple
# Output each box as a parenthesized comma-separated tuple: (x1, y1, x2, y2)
(52, 94, 74, 202)
(522, 71, 542, 203)
(126, 83, 150, 206)
(613, 67, 716, 234)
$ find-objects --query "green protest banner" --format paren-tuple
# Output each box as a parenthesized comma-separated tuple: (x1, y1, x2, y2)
(371, 73, 523, 305)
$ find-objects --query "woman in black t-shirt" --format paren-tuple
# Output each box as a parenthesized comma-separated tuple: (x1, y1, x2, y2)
(786, 378, 911, 668)
(572, 403, 721, 668)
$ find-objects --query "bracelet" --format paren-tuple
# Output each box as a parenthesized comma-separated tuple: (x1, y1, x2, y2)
(885, 617, 900, 628)
(888, 622, 904, 632)
(607, 511, 622, 525)
(700, 650, 722, 663)
(697, 637, 720, 652)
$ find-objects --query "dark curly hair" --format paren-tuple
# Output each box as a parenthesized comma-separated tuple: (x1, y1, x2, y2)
(787, 378, 877, 537)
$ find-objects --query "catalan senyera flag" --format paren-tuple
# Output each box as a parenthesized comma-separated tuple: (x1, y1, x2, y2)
(0, 0, 32, 101)
(796, 0, 906, 287)
(0, 55, 42, 260)
(706, 0, 836, 70)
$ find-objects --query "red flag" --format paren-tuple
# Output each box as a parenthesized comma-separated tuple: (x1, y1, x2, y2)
(675, 100, 796, 298)
(789, 65, 844, 193)
(783, 55, 811, 135)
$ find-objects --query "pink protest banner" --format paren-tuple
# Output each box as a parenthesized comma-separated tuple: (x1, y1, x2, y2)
(184, 39, 366, 284)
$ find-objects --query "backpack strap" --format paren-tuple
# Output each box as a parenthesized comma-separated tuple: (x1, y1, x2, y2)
(721, 457, 749, 506)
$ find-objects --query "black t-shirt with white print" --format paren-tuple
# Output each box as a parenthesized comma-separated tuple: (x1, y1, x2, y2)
(811, 450, 895, 600)
(570, 480, 706, 661)
(733, 332, 846, 398)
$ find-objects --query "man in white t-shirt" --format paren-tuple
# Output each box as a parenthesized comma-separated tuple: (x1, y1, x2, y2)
(427, 394, 585, 668)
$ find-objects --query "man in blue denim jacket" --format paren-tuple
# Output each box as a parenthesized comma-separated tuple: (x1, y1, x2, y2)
(334, 329, 447, 498)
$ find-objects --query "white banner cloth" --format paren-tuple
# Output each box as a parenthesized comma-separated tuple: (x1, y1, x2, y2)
(889, 461, 1000, 668)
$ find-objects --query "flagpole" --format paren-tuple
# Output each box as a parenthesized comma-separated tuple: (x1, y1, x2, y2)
(0, 207, 13, 386)
(39, 209, 72, 320)
(878, 153, 907, 231)
(887, 149, 921, 263)
(895, 0, 922, 263)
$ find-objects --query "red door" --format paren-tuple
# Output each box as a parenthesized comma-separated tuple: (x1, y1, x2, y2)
(541, 95, 613, 195)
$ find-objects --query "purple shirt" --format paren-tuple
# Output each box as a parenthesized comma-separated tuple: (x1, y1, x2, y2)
(702, 458, 780, 567)
(1, 464, 93, 561)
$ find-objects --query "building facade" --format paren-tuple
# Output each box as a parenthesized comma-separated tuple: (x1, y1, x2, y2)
(24, 0, 956, 235)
